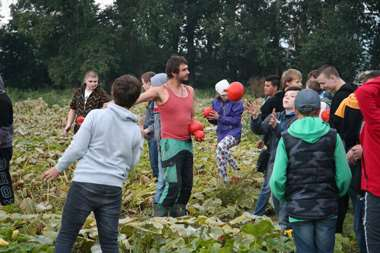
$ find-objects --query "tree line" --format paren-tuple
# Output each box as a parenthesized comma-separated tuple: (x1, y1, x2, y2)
(0, 0, 379, 90)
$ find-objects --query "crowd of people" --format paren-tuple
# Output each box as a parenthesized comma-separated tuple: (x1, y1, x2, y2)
(0, 55, 380, 253)
(247, 66, 380, 253)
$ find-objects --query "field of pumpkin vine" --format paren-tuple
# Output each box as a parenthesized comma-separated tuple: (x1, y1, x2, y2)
(0, 96, 356, 252)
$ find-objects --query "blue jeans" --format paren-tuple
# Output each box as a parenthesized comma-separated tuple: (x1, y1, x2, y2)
(253, 166, 272, 215)
(351, 193, 367, 253)
(292, 216, 337, 253)
(148, 138, 159, 178)
(55, 182, 121, 253)
(254, 178, 271, 215)
(154, 148, 164, 204)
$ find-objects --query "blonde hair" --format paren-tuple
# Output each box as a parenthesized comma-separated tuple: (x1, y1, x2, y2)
(281, 68, 302, 88)
(83, 70, 99, 84)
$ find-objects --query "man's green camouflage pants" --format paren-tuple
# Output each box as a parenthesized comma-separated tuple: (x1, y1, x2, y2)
(154, 139, 193, 217)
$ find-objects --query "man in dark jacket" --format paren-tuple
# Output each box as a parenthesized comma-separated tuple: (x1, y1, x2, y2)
(317, 65, 357, 134)
(0, 74, 14, 205)
(335, 92, 366, 253)
(248, 75, 283, 174)
(317, 65, 357, 233)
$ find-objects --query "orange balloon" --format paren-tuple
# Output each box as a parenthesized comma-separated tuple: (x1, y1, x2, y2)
(188, 120, 204, 133)
(76, 116, 85, 125)
(227, 82, 245, 101)
(202, 107, 213, 117)
(321, 109, 330, 122)
(193, 130, 205, 142)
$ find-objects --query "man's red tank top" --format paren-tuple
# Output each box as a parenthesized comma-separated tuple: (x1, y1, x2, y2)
(157, 85, 193, 140)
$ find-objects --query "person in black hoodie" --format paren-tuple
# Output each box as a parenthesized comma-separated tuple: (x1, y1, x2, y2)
(247, 75, 283, 173)
(316, 65, 357, 234)
(317, 65, 356, 134)
(0, 74, 14, 205)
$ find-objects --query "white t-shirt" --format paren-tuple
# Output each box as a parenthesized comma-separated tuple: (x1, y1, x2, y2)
(84, 89, 93, 104)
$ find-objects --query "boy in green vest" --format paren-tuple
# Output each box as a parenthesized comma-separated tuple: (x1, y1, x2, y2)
(270, 89, 351, 253)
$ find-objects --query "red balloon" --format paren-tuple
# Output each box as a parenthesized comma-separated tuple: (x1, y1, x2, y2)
(202, 107, 214, 117)
(188, 120, 204, 133)
(227, 82, 245, 101)
(193, 130, 205, 142)
(321, 109, 330, 122)
(76, 115, 85, 125)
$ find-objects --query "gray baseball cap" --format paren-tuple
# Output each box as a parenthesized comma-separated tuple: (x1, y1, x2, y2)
(295, 89, 321, 113)
(151, 73, 168, 87)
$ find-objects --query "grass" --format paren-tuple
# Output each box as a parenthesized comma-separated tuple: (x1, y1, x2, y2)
(7, 88, 72, 106)
(6, 85, 255, 107)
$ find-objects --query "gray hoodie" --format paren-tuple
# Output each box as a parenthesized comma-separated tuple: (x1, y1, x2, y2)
(56, 102, 144, 187)
(0, 75, 13, 149)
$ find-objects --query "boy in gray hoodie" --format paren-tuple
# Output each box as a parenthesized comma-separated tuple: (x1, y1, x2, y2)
(43, 74, 144, 253)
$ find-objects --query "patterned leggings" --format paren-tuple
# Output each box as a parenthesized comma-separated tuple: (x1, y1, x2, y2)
(216, 135, 239, 180)
(0, 156, 14, 205)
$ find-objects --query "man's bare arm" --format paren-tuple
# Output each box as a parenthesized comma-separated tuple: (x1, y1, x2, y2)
(136, 86, 162, 104)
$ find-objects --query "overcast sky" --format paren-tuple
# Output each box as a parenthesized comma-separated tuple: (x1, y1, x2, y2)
(0, 0, 114, 24)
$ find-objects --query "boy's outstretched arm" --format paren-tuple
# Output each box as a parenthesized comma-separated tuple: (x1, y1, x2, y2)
(334, 134, 352, 196)
(131, 135, 144, 169)
(269, 138, 288, 201)
(42, 111, 94, 181)
(135, 86, 161, 104)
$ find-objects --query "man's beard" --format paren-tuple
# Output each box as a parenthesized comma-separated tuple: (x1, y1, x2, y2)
(178, 75, 189, 83)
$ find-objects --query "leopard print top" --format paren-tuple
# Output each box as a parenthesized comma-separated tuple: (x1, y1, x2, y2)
(69, 85, 111, 133)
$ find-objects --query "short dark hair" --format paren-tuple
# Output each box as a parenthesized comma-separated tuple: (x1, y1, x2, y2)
(265, 75, 281, 89)
(112, 75, 142, 108)
(141, 71, 155, 83)
(317, 65, 341, 79)
(284, 85, 302, 93)
(165, 55, 188, 78)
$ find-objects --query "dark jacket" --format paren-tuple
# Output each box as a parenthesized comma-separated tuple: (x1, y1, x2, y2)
(329, 83, 356, 134)
(0, 75, 13, 160)
(262, 111, 297, 172)
(334, 93, 363, 193)
(251, 91, 285, 135)
(211, 98, 244, 142)
(143, 101, 155, 139)
(261, 91, 284, 119)
(283, 129, 339, 220)
(69, 85, 110, 133)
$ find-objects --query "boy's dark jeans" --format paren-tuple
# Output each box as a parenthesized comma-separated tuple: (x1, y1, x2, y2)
(148, 138, 159, 178)
(292, 216, 337, 253)
(55, 182, 122, 253)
